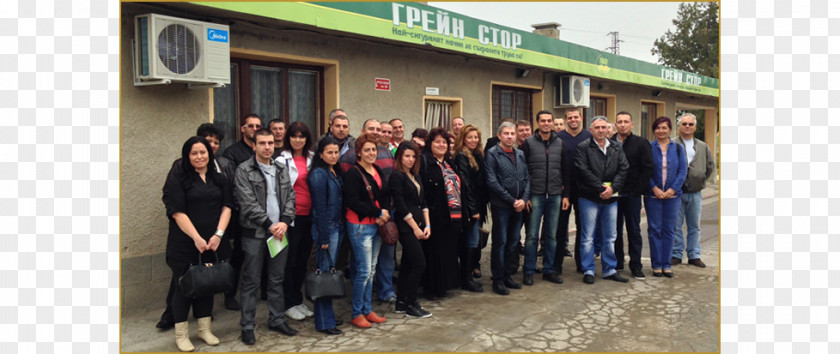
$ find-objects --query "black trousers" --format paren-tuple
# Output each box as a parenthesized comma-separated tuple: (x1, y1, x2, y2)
(615, 196, 643, 271)
(166, 257, 214, 323)
(283, 215, 313, 310)
(397, 228, 426, 305)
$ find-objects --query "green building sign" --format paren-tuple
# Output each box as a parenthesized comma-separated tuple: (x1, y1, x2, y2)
(194, 1, 719, 97)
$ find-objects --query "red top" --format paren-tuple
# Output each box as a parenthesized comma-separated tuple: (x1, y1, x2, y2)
(293, 156, 311, 216)
(346, 169, 381, 224)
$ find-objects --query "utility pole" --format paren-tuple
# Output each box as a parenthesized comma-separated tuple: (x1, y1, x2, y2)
(606, 31, 623, 55)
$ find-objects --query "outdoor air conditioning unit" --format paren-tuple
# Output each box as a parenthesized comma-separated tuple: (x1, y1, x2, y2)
(554, 75, 590, 107)
(133, 13, 230, 88)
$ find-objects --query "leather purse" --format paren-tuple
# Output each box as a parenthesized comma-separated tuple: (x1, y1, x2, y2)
(179, 252, 235, 298)
(305, 248, 346, 301)
(354, 166, 399, 246)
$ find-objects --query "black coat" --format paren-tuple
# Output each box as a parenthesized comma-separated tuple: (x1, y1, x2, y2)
(388, 170, 428, 234)
(419, 153, 453, 227)
(574, 138, 629, 204)
(617, 133, 654, 196)
(343, 162, 391, 221)
(453, 151, 487, 223)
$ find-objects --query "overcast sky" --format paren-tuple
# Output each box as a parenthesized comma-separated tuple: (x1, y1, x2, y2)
(427, 2, 682, 64)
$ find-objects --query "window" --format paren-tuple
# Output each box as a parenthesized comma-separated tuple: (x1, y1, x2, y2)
(492, 85, 533, 134)
(424, 101, 452, 131)
(640, 102, 658, 140)
(213, 58, 323, 151)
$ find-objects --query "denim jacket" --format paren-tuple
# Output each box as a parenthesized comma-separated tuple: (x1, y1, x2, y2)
(646, 139, 688, 198)
(307, 167, 344, 245)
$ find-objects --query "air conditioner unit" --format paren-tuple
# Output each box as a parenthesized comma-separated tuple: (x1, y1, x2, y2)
(133, 13, 230, 87)
(553, 75, 590, 107)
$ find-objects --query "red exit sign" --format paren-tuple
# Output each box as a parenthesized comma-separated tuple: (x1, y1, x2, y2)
(375, 78, 390, 91)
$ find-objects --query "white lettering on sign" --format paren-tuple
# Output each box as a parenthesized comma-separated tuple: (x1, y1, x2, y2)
(375, 78, 391, 91)
(661, 68, 701, 87)
(478, 24, 520, 50)
(391, 4, 484, 43)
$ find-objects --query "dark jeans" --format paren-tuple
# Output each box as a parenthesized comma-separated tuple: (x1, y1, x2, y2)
(228, 210, 244, 297)
(615, 196, 643, 271)
(554, 195, 582, 273)
(240, 236, 288, 330)
(397, 228, 426, 305)
(283, 215, 313, 310)
(166, 257, 214, 323)
(490, 205, 522, 282)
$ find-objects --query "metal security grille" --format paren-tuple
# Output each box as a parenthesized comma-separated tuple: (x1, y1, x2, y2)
(157, 24, 200, 74)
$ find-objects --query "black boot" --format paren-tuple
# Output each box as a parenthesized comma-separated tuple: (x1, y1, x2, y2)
(461, 248, 484, 292)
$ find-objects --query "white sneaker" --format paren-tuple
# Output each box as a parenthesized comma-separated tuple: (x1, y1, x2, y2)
(296, 304, 314, 318)
(284, 306, 305, 321)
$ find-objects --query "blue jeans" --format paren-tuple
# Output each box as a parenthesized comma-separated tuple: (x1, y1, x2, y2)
(375, 243, 396, 301)
(347, 223, 381, 318)
(673, 191, 702, 260)
(463, 218, 480, 248)
(490, 205, 522, 282)
(524, 194, 562, 275)
(644, 196, 681, 270)
(311, 225, 341, 331)
(578, 197, 618, 277)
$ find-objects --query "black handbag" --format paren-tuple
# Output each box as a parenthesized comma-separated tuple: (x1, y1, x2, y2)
(179, 252, 235, 298)
(305, 248, 346, 301)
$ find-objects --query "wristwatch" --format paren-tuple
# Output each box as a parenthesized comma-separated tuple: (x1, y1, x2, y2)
(214, 229, 224, 239)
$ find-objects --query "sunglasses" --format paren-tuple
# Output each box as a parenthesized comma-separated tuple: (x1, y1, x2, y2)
(681, 123, 695, 127)
(244, 124, 262, 129)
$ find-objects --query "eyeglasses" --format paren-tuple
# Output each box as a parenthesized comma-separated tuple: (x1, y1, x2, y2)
(244, 124, 262, 129)
(681, 123, 695, 127)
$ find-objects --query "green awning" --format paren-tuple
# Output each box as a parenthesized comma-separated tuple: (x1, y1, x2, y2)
(193, 1, 719, 97)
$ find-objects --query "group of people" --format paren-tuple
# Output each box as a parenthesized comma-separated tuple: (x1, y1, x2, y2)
(156, 106, 714, 351)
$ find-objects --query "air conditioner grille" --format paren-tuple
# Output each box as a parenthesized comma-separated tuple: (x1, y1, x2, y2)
(157, 24, 200, 75)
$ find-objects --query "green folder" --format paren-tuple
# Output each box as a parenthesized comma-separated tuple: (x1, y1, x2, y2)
(266, 234, 289, 258)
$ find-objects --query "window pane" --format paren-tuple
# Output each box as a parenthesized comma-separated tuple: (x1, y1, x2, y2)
(288, 70, 319, 132)
(213, 64, 238, 151)
(492, 86, 532, 134)
(250, 65, 284, 128)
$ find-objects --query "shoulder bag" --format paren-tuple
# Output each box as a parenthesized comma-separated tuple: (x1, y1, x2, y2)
(354, 166, 399, 246)
(305, 248, 346, 301)
(179, 252, 235, 298)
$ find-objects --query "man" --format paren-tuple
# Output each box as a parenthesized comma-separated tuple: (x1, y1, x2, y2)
(515, 120, 532, 147)
(388, 118, 406, 151)
(269, 119, 286, 157)
(485, 117, 514, 155)
(234, 129, 298, 344)
(379, 121, 395, 155)
(554, 108, 592, 275)
(223, 113, 262, 166)
(672, 113, 715, 268)
(451, 116, 465, 137)
(519, 111, 570, 286)
(606, 122, 617, 140)
(319, 108, 347, 140)
(553, 117, 565, 133)
(574, 117, 630, 284)
(338, 119, 397, 303)
(327, 115, 354, 156)
(613, 112, 654, 279)
(156, 123, 238, 330)
(485, 121, 530, 295)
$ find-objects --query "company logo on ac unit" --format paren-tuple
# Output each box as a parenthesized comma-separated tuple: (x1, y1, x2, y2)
(208, 29, 228, 43)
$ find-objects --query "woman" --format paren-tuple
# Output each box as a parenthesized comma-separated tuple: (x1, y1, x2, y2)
(419, 128, 463, 299)
(388, 142, 433, 318)
(644, 116, 687, 278)
(161, 136, 233, 352)
(411, 128, 429, 149)
(453, 124, 486, 291)
(307, 137, 344, 335)
(343, 133, 391, 328)
(278, 121, 315, 321)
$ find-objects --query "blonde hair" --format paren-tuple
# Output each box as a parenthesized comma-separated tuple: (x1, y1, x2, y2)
(454, 124, 484, 169)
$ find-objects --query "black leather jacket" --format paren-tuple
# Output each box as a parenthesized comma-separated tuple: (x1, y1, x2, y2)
(574, 137, 629, 204)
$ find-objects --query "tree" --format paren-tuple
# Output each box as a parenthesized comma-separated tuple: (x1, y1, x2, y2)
(651, 2, 719, 78)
